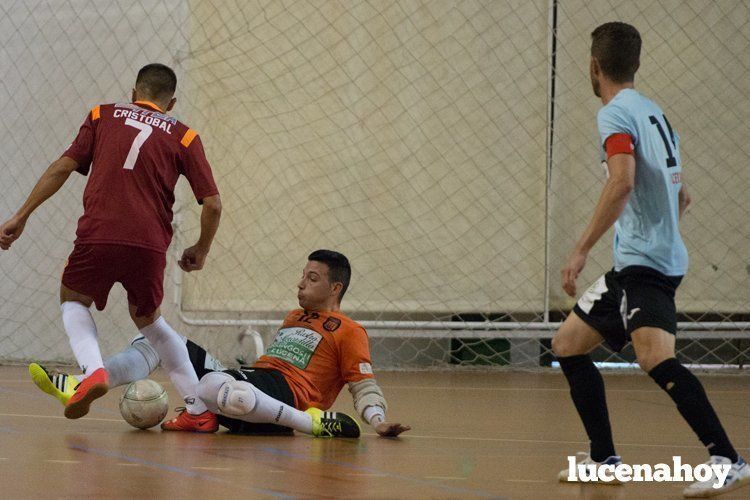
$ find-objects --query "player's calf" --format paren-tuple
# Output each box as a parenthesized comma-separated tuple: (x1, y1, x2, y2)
(197, 372, 359, 437)
(648, 358, 738, 463)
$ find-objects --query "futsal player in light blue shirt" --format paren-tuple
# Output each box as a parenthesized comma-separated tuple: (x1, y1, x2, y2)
(550, 22, 747, 497)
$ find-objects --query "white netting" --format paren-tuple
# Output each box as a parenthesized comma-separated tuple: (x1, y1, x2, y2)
(0, 0, 748, 370)
(179, 0, 550, 316)
(0, 0, 191, 362)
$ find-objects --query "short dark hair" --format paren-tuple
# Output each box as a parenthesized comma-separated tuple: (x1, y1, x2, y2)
(135, 63, 177, 100)
(591, 22, 641, 83)
(308, 249, 351, 302)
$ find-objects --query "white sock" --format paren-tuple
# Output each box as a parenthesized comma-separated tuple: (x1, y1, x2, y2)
(104, 349, 150, 388)
(82, 336, 165, 386)
(197, 373, 313, 433)
(139, 317, 207, 414)
(364, 405, 386, 426)
(61, 301, 104, 376)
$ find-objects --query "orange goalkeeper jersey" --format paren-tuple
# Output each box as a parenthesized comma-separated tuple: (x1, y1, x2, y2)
(253, 309, 375, 410)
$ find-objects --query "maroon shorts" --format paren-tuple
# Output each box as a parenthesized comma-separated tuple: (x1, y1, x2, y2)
(62, 244, 167, 317)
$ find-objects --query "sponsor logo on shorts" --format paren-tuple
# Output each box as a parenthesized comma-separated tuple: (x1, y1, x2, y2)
(627, 308, 641, 320)
(577, 275, 608, 315)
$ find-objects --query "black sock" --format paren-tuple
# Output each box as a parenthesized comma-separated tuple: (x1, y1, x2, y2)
(558, 354, 616, 462)
(648, 358, 738, 462)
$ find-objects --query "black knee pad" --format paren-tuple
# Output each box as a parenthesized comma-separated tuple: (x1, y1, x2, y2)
(648, 357, 704, 400)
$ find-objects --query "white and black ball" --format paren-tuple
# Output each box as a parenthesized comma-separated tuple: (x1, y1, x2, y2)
(119, 379, 169, 429)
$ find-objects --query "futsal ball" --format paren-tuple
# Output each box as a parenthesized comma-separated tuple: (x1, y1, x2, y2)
(119, 379, 169, 429)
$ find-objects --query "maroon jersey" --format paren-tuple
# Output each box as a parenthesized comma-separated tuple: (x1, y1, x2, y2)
(63, 101, 218, 253)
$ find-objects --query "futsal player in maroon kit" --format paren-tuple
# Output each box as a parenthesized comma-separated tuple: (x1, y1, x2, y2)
(0, 64, 222, 431)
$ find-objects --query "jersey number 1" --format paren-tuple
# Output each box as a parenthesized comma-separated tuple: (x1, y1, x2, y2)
(648, 114, 677, 168)
(123, 119, 153, 170)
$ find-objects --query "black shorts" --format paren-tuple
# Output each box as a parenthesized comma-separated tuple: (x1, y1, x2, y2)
(184, 340, 295, 435)
(573, 266, 682, 352)
(130, 336, 226, 377)
(216, 368, 296, 435)
(185, 339, 226, 378)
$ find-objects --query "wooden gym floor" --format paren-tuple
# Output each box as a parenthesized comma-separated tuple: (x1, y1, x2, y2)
(0, 365, 747, 499)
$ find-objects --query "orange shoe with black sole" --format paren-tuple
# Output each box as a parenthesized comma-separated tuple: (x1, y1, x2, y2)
(161, 408, 218, 433)
(64, 367, 109, 419)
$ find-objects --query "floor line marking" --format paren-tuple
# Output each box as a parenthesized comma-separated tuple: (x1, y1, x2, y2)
(1, 407, 740, 455)
(627, 397, 750, 421)
(69, 444, 294, 499)
(192, 466, 232, 471)
(258, 446, 504, 499)
(46, 460, 81, 464)
(0, 412, 122, 423)
(359, 432, 750, 451)
(425, 476, 467, 480)
(0, 385, 121, 416)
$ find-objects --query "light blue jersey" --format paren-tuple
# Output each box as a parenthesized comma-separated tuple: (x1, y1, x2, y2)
(597, 89, 687, 276)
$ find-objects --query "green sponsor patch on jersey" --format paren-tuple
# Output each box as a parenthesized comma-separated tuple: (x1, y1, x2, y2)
(265, 327, 323, 369)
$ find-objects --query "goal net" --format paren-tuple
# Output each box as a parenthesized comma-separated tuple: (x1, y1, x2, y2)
(1, 0, 748, 370)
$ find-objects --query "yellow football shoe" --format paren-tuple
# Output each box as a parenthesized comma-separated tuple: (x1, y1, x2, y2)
(305, 407, 361, 438)
(29, 362, 79, 406)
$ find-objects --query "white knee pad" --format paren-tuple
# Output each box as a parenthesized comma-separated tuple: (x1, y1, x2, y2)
(216, 380, 258, 417)
(197, 371, 234, 413)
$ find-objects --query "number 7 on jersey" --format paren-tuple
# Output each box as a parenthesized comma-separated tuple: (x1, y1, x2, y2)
(123, 118, 153, 170)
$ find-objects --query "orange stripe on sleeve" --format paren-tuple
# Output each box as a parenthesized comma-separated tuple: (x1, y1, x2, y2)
(181, 129, 197, 148)
(91, 105, 101, 121)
